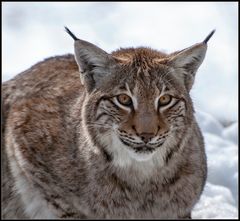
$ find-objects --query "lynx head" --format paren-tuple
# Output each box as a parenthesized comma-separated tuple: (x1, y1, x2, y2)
(66, 28, 214, 168)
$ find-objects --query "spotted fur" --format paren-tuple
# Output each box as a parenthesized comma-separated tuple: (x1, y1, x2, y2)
(2, 30, 215, 219)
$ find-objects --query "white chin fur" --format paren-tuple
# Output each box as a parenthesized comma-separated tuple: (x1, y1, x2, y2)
(105, 132, 157, 168)
(126, 148, 155, 162)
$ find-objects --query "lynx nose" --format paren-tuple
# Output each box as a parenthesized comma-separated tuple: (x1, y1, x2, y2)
(139, 133, 155, 143)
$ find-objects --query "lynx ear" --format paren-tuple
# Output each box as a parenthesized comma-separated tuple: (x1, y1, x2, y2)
(168, 43, 207, 91)
(168, 30, 215, 91)
(65, 27, 113, 92)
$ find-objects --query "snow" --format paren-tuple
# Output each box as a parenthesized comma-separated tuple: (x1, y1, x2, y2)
(223, 122, 238, 144)
(192, 183, 238, 219)
(195, 110, 224, 136)
(192, 110, 238, 218)
(2, 2, 238, 219)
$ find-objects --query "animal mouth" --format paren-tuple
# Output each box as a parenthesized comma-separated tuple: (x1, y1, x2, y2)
(120, 138, 164, 154)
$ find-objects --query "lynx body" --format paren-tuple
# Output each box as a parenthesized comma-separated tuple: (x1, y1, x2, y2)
(2, 29, 215, 219)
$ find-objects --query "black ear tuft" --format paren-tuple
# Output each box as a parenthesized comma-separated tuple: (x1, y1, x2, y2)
(203, 29, 216, 44)
(65, 26, 79, 41)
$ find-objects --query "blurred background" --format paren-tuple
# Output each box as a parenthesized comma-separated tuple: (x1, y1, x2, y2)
(2, 2, 238, 124)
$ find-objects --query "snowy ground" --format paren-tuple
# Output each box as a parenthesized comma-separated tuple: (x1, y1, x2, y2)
(192, 110, 238, 218)
(2, 2, 238, 219)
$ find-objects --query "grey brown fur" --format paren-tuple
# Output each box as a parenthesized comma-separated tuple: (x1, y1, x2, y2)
(2, 29, 214, 219)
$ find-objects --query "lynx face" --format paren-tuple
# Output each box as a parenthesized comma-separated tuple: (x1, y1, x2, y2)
(83, 57, 191, 164)
(66, 28, 213, 166)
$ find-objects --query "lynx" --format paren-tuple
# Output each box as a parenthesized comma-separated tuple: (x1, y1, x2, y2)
(2, 28, 215, 219)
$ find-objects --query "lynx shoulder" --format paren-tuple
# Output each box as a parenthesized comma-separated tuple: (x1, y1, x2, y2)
(2, 29, 215, 219)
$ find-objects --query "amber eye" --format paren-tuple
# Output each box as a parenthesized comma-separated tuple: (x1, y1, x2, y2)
(117, 94, 132, 106)
(159, 94, 172, 106)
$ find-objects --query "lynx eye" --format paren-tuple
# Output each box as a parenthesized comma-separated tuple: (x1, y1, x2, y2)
(117, 94, 132, 106)
(159, 94, 172, 106)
